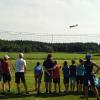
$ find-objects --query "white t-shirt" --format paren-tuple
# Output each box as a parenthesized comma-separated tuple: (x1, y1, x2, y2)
(15, 58, 26, 72)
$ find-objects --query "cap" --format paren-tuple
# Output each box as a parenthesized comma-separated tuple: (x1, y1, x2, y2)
(86, 53, 91, 59)
(4, 55, 10, 60)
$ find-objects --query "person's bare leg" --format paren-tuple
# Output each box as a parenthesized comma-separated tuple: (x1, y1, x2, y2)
(54, 83, 56, 92)
(35, 78, 37, 90)
(23, 82, 28, 93)
(92, 87, 99, 100)
(84, 86, 88, 100)
(2, 82, 5, 93)
(37, 82, 41, 93)
(8, 81, 11, 92)
(45, 82, 48, 93)
(58, 83, 61, 92)
(49, 83, 52, 93)
(17, 83, 20, 94)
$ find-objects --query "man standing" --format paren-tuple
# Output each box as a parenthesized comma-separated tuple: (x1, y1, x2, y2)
(84, 53, 100, 100)
(15, 53, 29, 95)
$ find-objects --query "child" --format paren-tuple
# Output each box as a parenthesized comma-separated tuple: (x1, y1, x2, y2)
(43, 54, 54, 94)
(62, 61, 69, 94)
(76, 59, 85, 93)
(53, 61, 61, 93)
(2, 55, 11, 94)
(34, 62, 43, 94)
(69, 59, 77, 93)
(0, 58, 3, 82)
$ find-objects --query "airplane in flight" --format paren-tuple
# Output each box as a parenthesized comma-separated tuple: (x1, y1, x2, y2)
(69, 24, 78, 28)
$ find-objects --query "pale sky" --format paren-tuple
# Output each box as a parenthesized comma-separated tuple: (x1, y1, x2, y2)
(0, 0, 100, 43)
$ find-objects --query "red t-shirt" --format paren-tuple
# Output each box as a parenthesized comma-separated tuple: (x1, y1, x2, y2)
(2, 60, 10, 74)
(53, 64, 61, 78)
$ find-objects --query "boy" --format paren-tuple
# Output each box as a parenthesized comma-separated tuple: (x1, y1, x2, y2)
(15, 53, 29, 95)
(43, 54, 54, 94)
(34, 62, 43, 94)
(69, 59, 77, 93)
(2, 55, 11, 94)
(76, 59, 85, 93)
(53, 61, 61, 93)
(62, 61, 69, 94)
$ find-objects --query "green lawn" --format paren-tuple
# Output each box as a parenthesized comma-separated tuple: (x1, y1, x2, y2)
(0, 52, 100, 100)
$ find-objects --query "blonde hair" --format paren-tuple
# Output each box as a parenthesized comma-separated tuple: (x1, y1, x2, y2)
(19, 53, 24, 58)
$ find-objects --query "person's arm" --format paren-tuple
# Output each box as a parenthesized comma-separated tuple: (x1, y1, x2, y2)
(93, 62, 100, 74)
(24, 60, 27, 73)
(43, 66, 50, 75)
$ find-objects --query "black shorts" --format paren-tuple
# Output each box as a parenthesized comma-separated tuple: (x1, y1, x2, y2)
(3, 73, 11, 83)
(34, 74, 42, 83)
(63, 78, 69, 84)
(84, 74, 95, 87)
(53, 78, 60, 83)
(76, 75, 84, 84)
(15, 72, 26, 84)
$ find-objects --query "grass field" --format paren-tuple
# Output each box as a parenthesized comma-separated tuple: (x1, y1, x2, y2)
(0, 52, 100, 100)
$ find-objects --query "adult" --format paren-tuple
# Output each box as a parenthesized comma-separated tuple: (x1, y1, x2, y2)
(84, 53, 100, 100)
(43, 54, 54, 94)
(2, 55, 11, 94)
(15, 53, 29, 95)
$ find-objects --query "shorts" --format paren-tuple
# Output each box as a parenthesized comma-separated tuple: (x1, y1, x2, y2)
(44, 72, 52, 83)
(3, 73, 11, 83)
(76, 75, 84, 84)
(63, 77, 69, 84)
(34, 74, 42, 83)
(84, 74, 95, 87)
(70, 77, 76, 86)
(0, 74, 2, 81)
(53, 78, 60, 83)
(15, 72, 26, 84)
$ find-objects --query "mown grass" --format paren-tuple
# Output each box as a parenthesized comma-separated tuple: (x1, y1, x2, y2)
(0, 52, 100, 100)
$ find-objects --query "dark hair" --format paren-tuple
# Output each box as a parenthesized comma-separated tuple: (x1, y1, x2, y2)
(63, 61, 68, 66)
(79, 58, 83, 63)
(54, 61, 57, 65)
(37, 62, 40, 66)
(72, 59, 75, 64)
(47, 54, 52, 59)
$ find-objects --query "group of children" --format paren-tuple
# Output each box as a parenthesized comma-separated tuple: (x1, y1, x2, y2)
(34, 57, 85, 94)
(34, 53, 100, 100)
(0, 53, 100, 100)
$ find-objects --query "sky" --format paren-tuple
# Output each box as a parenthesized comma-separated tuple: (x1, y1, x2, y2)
(0, 0, 100, 43)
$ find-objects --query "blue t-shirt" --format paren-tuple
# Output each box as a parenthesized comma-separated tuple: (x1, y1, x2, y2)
(34, 65, 43, 74)
(76, 64, 85, 76)
(95, 78, 100, 88)
(62, 66, 69, 78)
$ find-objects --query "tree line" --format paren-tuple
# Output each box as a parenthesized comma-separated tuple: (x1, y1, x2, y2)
(0, 40, 100, 53)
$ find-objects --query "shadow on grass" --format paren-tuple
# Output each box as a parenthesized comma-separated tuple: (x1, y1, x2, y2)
(0, 91, 81, 99)
(0, 91, 97, 99)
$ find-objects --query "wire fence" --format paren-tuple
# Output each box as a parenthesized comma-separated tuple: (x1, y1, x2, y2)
(0, 31, 100, 43)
